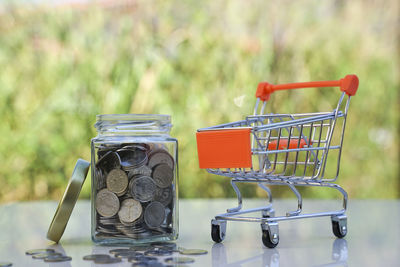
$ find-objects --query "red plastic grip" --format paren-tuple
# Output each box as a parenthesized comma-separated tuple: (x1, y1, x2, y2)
(256, 75, 359, 101)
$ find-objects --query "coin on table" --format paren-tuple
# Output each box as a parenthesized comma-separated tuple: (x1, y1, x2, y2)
(130, 245, 153, 252)
(0, 262, 12, 267)
(97, 151, 121, 172)
(154, 186, 173, 206)
(151, 242, 177, 250)
(44, 256, 72, 262)
(152, 164, 173, 188)
(106, 168, 129, 196)
(96, 189, 120, 217)
(130, 176, 156, 202)
(165, 257, 195, 264)
(128, 165, 152, 179)
(144, 201, 166, 228)
(148, 149, 174, 169)
(82, 254, 111, 261)
(32, 252, 63, 259)
(179, 248, 208, 255)
(94, 257, 122, 264)
(144, 248, 172, 257)
(118, 198, 143, 224)
(25, 248, 55, 255)
(127, 255, 158, 263)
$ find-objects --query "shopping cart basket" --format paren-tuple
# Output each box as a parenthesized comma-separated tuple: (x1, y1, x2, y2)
(196, 75, 359, 248)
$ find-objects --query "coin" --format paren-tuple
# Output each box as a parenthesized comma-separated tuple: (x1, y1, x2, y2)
(152, 164, 173, 188)
(118, 198, 143, 224)
(118, 148, 147, 170)
(148, 149, 174, 169)
(130, 176, 156, 202)
(109, 248, 132, 254)
(96, 189, 120, 217)
(106, 168, 129, 196)
(165, 257, 195, 264)
(32, 252, 63, 259)
(94, 257, 122, 264)
(0, 262, 12, 267)
(144, 248, 172, 257)
(44, 256, 72, 262)
(96, 168, 106, 190)
(128, 165, 152, 179)
(115, 251, 142, 258)
(144, 201, 165, 228)
(128, 255, 158, 263)
(130, 245, 153, 251)
(25, 248, 55, 255)
(83, 254, 111, 260)
(151, 242, 177, 250)
(154, 186, 173, 206)
(179, 249, 208, 255)
(97, 151, 121, 172)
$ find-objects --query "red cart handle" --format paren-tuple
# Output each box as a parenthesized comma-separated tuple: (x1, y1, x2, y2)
(256, 74, 359, 101)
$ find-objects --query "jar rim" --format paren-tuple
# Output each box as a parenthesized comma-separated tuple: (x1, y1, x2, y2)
(96, 114, 170, 121)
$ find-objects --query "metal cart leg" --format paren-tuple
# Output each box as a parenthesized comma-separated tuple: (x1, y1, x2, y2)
(258, 183, 275, 218)
(227, 180, 242, 213)
(286, 183, 302, 216)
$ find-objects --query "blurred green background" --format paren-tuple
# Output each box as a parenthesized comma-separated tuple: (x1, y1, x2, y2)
(0, 0, 398, 203)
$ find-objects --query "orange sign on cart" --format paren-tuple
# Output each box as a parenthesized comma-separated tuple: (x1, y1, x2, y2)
(196, 128, 252, 169)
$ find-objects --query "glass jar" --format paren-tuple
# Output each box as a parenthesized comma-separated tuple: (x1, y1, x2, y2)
(91, 114, 178, 245)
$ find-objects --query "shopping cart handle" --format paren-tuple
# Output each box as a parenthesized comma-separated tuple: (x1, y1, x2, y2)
(256, 74, 359, 101)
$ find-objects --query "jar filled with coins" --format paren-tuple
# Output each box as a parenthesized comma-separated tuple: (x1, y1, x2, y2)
(91, 114, 178, 245)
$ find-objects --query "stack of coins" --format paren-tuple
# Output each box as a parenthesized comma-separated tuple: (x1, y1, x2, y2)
(94, 143, 175, 240)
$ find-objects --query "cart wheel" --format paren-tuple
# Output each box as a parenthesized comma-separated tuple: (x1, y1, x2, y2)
(261, 222, 279, 248)
(211, 220, 226, 243)
(331, 215, 347, 238)
(262, 230, 279, 248)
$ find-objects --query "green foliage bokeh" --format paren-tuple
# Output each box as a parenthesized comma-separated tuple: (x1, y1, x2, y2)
(0, 0, 398, 202)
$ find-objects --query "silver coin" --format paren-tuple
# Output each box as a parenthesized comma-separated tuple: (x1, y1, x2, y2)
(130, 245, 153, 251)
(151, 242, 177, 250)
(115, 251, 142, 258)
(109, 248, 132, 254)
(0, 262, 12, 267)
(128, 165, 152, 179)
(152, 164, 173, 188)
(44, 256, 72, 262)
(96, 168, 106, 190)
(32, 252, 63, 259)
(118, 149, 148, 170)
(154, 186, 173, 206)
(165, 257, 195, 264)
(96, 188, 120, 217)
(179, 248, 208, 255)
(128, 255, 158, 263)
(97, 151, 121, 172)
(106, 168, 129, 196)
(144, 248, 172, 257)
(144, 201, 165, 228)
(25, 248, 55, 255)
(148, 149, 174, 169)
(94, 257, 122, 264)
(118, 198, 143, 224)
(83, 254, 110, 260)
(130, 176, 156, 202)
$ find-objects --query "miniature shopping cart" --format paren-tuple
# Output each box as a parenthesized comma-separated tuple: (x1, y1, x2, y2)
(196, 75, 359, 248)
